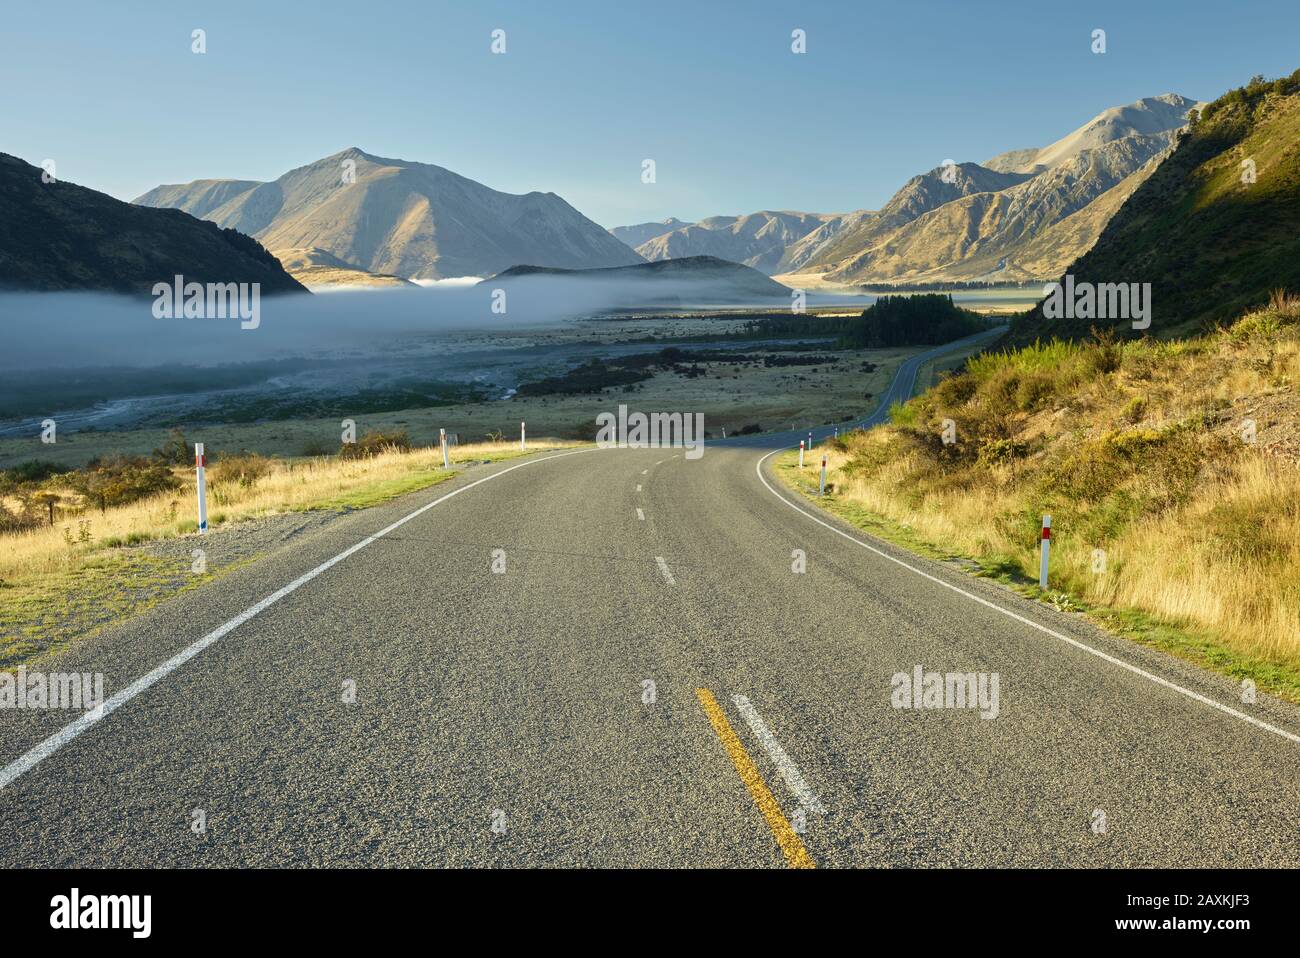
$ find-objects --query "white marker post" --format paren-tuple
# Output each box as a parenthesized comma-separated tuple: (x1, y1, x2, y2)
(520, 421, 526, 451)
(819, 452, 828, 497)
(194, 443, 208, 535)
(799, 439, 805, 468)
(440, 428, 449, 469)
(1039, 515, 1052, 589)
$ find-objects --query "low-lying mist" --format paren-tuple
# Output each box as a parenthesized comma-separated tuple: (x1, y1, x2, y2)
(0, 274, 820, 371)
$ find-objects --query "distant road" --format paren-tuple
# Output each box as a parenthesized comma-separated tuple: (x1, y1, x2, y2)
(720, 325, 1006, 449)
(2, 324, 1297, 867)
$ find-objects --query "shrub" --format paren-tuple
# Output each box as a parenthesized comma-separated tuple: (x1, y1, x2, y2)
(67, 456, 181, 511)
(209, 452, 274, 488)
(152, 427, 191, 465)
(338, 430, 411, 460)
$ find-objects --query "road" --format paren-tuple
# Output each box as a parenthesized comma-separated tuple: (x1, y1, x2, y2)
(721, 326, 1004, 449)
(1, 331, 1297, 868)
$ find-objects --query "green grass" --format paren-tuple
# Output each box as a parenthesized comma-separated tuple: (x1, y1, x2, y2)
(304, 468, 457, 511)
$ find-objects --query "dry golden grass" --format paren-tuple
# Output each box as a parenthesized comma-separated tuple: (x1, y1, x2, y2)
(1, 439, 580, 590)
(785, 301, 1300, 694)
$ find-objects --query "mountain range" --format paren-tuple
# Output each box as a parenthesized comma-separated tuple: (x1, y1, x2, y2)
(613, 94, 1198, 286)
(135, 148, 644, 281)
(0, 153, 304, 294)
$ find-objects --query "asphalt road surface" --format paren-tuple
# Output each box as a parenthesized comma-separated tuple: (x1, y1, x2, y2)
(2, 331, 1297, 868)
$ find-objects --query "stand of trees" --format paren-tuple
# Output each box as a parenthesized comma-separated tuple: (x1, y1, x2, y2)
(840, 294, 989, 348)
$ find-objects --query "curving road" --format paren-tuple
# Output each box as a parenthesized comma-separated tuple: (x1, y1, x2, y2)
(1, 330, 1297, 868)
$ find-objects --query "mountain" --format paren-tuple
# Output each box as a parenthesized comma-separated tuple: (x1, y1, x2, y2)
(985, 93, 1198, 173)
(0, 153, 304, 294)
(271, 247, 417, 290)
(799, 164, 1035, 278)
(610, 218, 693, 248)
(134, 148, 645, 281)
(630, 211, 846, 274)
(1007, 72, 1300, 343)
(483, 255, 790, 305)
(805, 95, 1197, 285)
(825, 133, 1178, 284)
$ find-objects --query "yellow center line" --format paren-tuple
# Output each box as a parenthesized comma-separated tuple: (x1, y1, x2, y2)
(695, 687, 816, 869)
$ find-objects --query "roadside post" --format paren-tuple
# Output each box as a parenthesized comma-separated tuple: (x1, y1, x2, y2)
(440, 428, 450, 469)
(194, 443, 208, 534)
(1039, 515, 1052, 589)
(799, 439, 805, 468)
(520, 420, 526, 451)
(819, 452, 828, 497)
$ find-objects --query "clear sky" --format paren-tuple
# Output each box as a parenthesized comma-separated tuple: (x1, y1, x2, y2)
(3, 0, 1297, 228)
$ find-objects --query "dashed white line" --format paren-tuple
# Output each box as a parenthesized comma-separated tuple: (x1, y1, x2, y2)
(754, 448, 1300, 747)
(636, 484, 642, 492)
(732, 694, 825, 814)
(0, 448, 596, 792)
(641, 469, 649, 475)
(636, 508, 645, 521)
(654, 556, 676, 585)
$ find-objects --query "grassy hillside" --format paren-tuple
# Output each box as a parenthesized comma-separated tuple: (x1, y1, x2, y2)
(1008, 70, 1300, 344)
(779, 293, 1300, 699)
(0, 154, 304, 294)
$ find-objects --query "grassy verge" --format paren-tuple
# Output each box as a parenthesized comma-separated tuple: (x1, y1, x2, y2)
(774, 296, 1300, 704)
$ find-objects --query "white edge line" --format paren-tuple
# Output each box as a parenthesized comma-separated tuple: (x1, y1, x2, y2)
(0, 448, 594, 791)
(732, 694, 825, 813)
(755, 448, 1300, 747)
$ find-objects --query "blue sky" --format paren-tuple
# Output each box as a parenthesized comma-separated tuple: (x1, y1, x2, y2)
(3, 0, 1297, 227)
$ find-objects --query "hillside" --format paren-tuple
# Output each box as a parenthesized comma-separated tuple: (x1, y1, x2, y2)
(484, 255, 790, 304)
(135, 148, 644, 280)
(0, 153, 304, 294)
(782, 292, 1300, 698)
(271, 247, 417, 290)
(1008, 74, 1300, 343)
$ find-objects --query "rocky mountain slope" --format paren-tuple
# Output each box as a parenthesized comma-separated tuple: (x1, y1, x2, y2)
(610, 218, 692, 248)
(0, 153, 305, 294)
(135, 148, 644, 281)
(631, 211, 845, 274)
